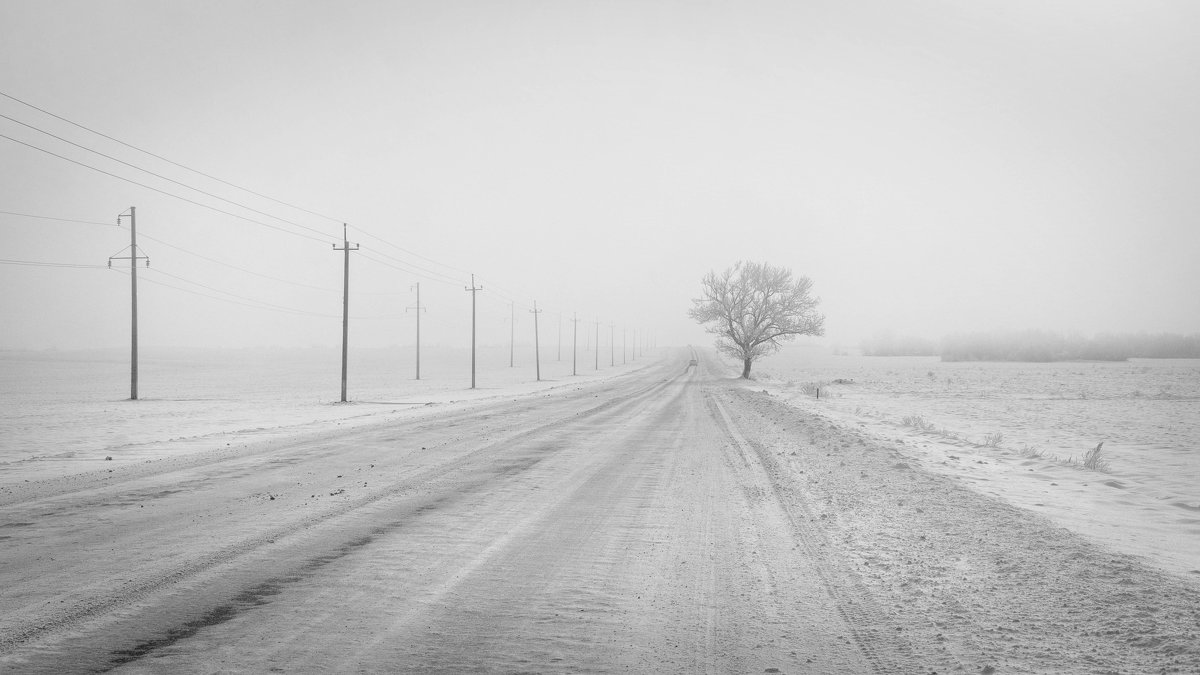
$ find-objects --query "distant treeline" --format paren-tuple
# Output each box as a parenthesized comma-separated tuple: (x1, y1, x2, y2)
(861, 331, 1200, 361)
(860, 333, 939, 357)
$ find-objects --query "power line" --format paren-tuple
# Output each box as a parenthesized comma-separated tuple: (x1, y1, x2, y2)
(0, 89, 343, 224)
(0, 111, 336, 241)
(352, 225, 470, 277)
(135, 230, 343, 294)
(1, 95, 618, 329)
(358, 250, 463, 288)
(0, 258, 108, 269)
(111, 267, 340, 319)
(1, 108, 545, 314)
(146, 268, 339, 318)
(0, 132, 332, 244)
(0, 210, 114, 227)
(1, 208, 391, 296)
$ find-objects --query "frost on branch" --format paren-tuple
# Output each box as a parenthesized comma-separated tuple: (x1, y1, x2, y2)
(689, 261, 825, 379)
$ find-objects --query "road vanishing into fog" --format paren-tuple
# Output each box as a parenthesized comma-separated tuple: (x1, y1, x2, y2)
(3, 350, 1199, 673)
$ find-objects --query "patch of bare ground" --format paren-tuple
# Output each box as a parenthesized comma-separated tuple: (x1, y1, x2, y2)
(718, 386, 1200, 674)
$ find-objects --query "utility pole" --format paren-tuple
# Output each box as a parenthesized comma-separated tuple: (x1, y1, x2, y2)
(632, 329, 637, 361)
(333, 223, 359, 403)
(407, 283, 426, 380)
(509, 301, 515, 368)
(610, 322, 615, 367)
(110, 207, 148, 400)
(466, 274, 482, 388)
(594, 319, 600, 371)
(571, 312, 580, 376)
(530, 301, 542, 381)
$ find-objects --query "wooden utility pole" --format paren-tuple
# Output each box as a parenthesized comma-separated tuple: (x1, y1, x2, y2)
(128, 207, 138, 400)
(594, 319, 600, 371)
(110, 207, 148, 400)
(333, 224, 359, 402)
(610, 323, 615, 367)
(571, 312, 580, 376)
(407, 283, 426, 380)
(530, 301, 542, 381)
(466, 274, 482, 388)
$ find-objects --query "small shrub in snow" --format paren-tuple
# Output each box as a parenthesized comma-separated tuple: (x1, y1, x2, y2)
(1082, 442, 1110, 471)
(1019, 444, 1048, 459)
(902, 415, 937, 432)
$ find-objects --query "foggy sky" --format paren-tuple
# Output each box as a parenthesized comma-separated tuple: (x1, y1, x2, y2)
(3, 0, 1199, 352)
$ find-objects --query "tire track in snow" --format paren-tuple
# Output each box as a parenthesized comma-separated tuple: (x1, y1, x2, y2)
(706, 389, 930, 674)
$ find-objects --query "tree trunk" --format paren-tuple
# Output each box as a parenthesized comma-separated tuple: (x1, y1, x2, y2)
(741, 357, 752, 379)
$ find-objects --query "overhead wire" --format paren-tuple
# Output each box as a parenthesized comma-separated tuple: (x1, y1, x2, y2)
(352, 224, 471, 277)
(119, 267, 399, 320)
(1, 258, 109, 269)
(0, 209, 399, 297)
(0, 89, 343, 225)
(134, 231, 342, 294)
(0, 114, 337, 242)
(1, 132, 333, 245)
(0, 210, 114, 227)
(357, 247, 465, 288)
(0, 94, 499, 300)
(1, 94, 631, 334)
(121, 267, 341, 319)
(0, 131, 488, 301)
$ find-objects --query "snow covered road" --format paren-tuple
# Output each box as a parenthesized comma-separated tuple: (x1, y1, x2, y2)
(2, 351, 1198, 673)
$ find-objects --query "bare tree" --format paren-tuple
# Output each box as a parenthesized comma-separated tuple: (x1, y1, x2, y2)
(689, 261, 825, 379)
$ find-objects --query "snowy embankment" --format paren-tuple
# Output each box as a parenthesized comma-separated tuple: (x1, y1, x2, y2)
(747, 348, 1200, 579)
(0, 346, 659, 485)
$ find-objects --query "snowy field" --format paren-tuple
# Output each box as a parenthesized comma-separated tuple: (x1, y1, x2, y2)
(0, 345, 651, 481)
(751, 348, 1200, 578)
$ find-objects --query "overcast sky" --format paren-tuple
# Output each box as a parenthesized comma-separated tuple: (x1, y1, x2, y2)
(2, 0, 1198, 352)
